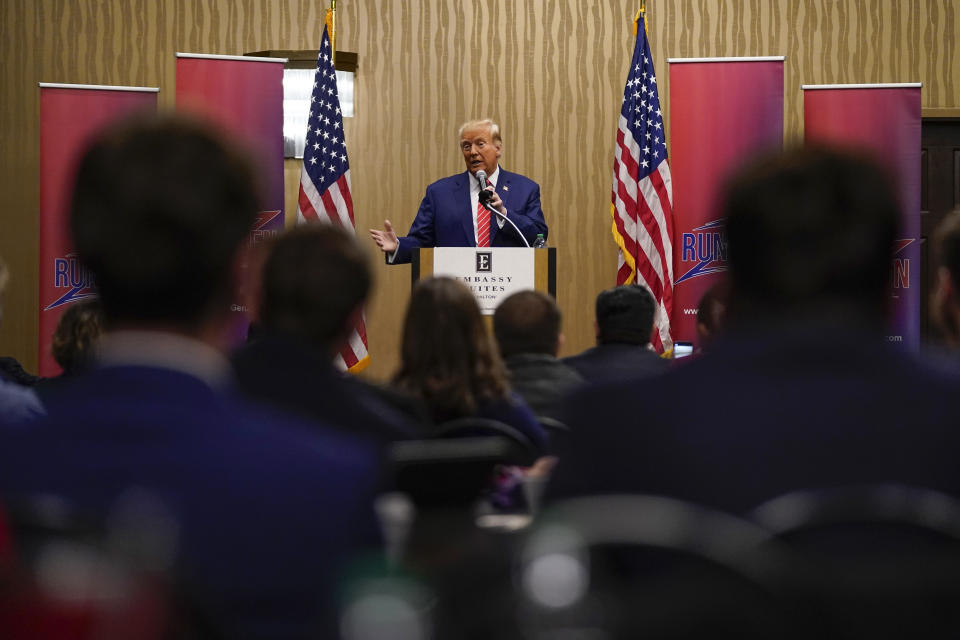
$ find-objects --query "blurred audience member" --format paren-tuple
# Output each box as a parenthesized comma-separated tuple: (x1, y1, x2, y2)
(51, 298, 104, 375)
(695, 280, 730, 353)
(232, 224, 420, 445)
(551, 147, 960, 511)
(493, 289, 583, 421)
(563, 284, 666, 383)
(932, 207, 960, 347)
(34, 298, 104, 403)
(0, 357, 38, 387)
(0, 261, 38, 388)
(394, 277, 548, 454)
(0, 116, 381, 638)
(0, 257, 43, 421)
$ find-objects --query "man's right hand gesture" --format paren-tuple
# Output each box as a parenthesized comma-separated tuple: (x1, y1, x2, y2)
(369, 220, 398, 254)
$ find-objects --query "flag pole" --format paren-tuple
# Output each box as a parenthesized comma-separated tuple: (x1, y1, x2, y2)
(329, 1, 337, 66)
(635, 1, 648, 38)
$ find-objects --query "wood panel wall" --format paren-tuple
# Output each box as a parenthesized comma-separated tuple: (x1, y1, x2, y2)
(2, 0, 958, 381)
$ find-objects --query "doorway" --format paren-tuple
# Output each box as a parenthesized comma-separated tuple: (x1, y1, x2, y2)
(920, 115, 960, 345)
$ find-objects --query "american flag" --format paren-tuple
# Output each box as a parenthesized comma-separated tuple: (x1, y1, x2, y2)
(297, 25, 369, 372)
(611, 12, 675, 353)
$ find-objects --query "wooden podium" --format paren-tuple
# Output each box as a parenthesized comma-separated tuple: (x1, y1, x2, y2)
(411, 247, 557, 315)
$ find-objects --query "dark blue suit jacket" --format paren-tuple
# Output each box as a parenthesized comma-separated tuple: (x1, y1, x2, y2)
(394, 169, 548, 264)
(0, 364, 381, 638)
(232, 332, 423, 446)
(551, 324, 960, 514)
(562, 343, 667, 385)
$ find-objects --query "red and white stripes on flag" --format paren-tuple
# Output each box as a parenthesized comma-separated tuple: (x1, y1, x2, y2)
(296, 24, 370, 372)
(610, 12, 675, 353)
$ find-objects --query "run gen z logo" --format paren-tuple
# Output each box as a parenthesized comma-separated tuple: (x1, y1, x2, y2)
(45, 253, 96, 310)
(674, 222, 915, 290)
(676, 219, 728, 284)
(891, 239, 914, 289)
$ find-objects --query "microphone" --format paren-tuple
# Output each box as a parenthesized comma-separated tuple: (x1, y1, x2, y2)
(473, 169, 531, 248)
(475, 170, 494, 204)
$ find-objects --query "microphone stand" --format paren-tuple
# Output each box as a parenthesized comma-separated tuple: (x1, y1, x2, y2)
(479, 194, 531, 248)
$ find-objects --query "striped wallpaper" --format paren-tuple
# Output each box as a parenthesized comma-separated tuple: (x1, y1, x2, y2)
(2, 0, 957, 378)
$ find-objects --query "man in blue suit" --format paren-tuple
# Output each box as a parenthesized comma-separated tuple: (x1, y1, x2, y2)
(370, 118, 548, 263)
(0, 117, 381, 638)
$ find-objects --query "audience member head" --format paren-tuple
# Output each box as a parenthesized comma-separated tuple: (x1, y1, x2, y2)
(932, 207, 960, 346)
(723, 146, 899, 328)
(70, 115, 259, 338)
(258, 224, 372, 357)
(51, 298, 104, 374)
(394, 277, 508, 422)
(695, 280, 729, 352)
(595, 284, 656, 346)
(493, 290, 563, 358)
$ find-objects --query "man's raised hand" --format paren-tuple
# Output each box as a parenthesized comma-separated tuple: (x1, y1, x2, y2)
(369, 220, 399, 253)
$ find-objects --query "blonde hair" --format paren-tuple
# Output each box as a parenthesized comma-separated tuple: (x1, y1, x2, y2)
(458, 118, 502, 145)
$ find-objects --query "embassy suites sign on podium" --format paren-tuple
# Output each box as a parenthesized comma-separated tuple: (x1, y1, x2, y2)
(411, 247, 557, 315)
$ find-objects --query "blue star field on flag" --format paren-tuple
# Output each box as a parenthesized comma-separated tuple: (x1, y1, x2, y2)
(302, 30, 349, 194)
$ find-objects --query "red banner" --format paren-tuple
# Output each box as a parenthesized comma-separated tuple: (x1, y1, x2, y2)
(803, 84, 922, 349)
(668, 57, 785, 345)
(38, 84, 158, 376)
(175, 53, 287, 343)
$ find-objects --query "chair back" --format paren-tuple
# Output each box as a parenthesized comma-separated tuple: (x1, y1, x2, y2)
(751, 484, 960, 639)
(519, 494, 801, 640)
(435, 417, 538, 464)
(391, 419, 534, 508)
(536, 415, 570, 454)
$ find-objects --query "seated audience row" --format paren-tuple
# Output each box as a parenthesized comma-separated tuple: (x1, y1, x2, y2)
(7, 115, 960, 638)
(550, 147, 960, 514)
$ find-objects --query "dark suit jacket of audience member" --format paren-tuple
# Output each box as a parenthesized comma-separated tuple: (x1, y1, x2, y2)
(0, 356, 38, 387)
(504, 353, 584, 421)
(232, 333, 423, 447)
(0, 362, 382, 639)
(550, 323, 960, 514)
(0, 378, 43, 422)
(33, 365, 94, 405)
(562, 342, 667, 385)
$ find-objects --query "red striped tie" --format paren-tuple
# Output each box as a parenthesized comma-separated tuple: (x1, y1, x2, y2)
(477, 180, 491, 247)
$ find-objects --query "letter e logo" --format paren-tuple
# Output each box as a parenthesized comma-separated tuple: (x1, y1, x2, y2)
(476, 252, 492, 272)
